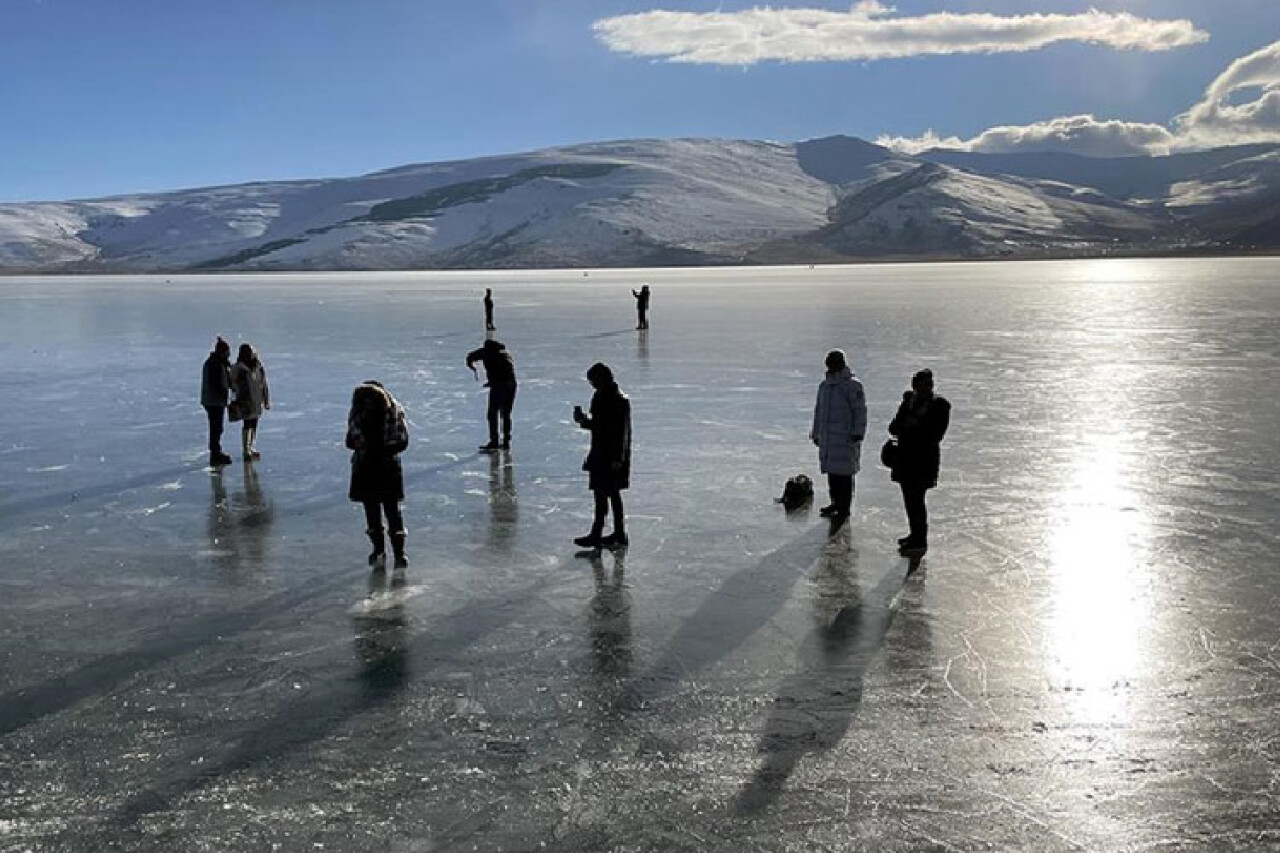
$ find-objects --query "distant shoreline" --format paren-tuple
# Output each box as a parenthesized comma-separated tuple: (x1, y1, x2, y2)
(2, 247, 1276, 278)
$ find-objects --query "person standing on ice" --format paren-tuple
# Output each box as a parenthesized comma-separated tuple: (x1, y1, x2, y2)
(483, 288, 496, 331)
(200, 336, 234, 467)
(230, 342, 270, 461)
(573, 362, 632, 550)
(810, 349, 867, 524)
(888, 369, 950, 557)
(631, 284, 650, 329)
(466, 339, 518, 451)
(346, 381, 410, 569)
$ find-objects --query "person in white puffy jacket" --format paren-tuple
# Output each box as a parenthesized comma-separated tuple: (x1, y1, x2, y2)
(810, 349, 867, 522)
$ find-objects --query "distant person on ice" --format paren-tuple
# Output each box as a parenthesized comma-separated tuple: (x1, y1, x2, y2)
(466, 339, 518, 451)
(230, 342, 270, 461)
(200, 336, 233, 467)
(888, 369, 950, 557)
(347, 381, 410, 569)
(631, 284, 650, 330)
(810, 349, 867, 523)
(573, 362, 632, 550)
(483, 288, 496, 331)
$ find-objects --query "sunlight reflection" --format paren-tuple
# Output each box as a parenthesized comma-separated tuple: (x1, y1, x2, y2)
(1047, 434, 1151, 726)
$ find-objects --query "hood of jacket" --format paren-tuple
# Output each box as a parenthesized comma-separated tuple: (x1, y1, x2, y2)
(822, 366, 855, 387)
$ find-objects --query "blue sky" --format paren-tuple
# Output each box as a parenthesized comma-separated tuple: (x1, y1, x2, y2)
(1, 0, 1277, 202)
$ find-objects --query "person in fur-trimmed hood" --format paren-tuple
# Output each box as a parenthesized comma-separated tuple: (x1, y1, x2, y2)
(231, 342, 270, 460)
(810, 349, 867, 522)
(346, 381, 410, 569)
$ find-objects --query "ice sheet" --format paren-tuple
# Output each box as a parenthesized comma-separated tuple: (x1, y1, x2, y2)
(1, 259, 1279, 850)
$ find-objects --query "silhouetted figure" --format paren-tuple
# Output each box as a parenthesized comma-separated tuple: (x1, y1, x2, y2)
(483, 288, 496, 331)
(466, 339, 518, 451)
(810, 349, 866, 524)
(230, 342, 270, 461)
(573, 362, 632, 549)
(631, 284, 650, 329)
(347, 381, 410, 569)
(888, 369, 951, 557)
(200, 336, 233, 466)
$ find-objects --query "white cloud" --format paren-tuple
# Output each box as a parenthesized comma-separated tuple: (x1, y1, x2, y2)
(593, 3, 1207, 65)
(878, 116, 1176, 157)
(875, 129, 968, 156)
(1175, 41, 1280, 149)
(878, 40, 1280, 156)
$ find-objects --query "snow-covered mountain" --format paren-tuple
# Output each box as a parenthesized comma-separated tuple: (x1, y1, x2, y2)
(0, 136, 1276, 273)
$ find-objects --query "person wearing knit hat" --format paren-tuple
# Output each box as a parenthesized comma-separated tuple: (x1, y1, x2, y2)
(200, 336, 233, 466)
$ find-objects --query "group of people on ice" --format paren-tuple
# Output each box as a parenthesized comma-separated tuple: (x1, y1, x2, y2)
(200, 284, 949, 571)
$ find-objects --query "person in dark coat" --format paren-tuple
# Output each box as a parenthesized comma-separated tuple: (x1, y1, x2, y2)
(888, 369, 951, 557)
(347, 381, 411, 569)
(572, 362, 632, 550)
(810, 349, 867, 522)
(200, 336, 233, 466)
(483, 288, 496, 331)
(631, 284, 650, 330)
(466, 339, 518, 451)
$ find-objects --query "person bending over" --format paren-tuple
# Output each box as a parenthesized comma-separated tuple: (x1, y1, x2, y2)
(347, 381, 410, 569)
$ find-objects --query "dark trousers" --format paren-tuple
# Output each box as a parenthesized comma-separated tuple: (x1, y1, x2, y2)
(636, 309, 648, 329)
(900, 482, 929, 544)
(487, 383, 517, 444)
(591, 489, 625, 535)
(363, 500, 405, 535)
(827, 473, 854, 514)
(485, 308, 495, 330)
(204, 405, 225, 454)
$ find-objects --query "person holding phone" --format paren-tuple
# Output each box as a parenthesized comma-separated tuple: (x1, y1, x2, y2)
(572, 362, 631, 550)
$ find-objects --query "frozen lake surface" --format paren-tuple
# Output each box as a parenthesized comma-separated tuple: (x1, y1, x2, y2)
(2, 259, 1279, 851)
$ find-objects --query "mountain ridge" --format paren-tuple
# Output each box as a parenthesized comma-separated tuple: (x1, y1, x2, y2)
(1, 135, 1276, 273)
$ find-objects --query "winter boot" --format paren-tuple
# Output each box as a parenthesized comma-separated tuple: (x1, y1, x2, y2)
(366, 529, 386, 568)
(390, 531, 408, 569)
(574, 522, 604, 549)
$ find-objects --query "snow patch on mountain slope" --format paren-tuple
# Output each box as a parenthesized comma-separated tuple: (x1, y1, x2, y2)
(1168, 151, 1280, 208)
(203, 139, 836, 269)
(1, 136, 1274, 271)
(794, 163, 1169, 259)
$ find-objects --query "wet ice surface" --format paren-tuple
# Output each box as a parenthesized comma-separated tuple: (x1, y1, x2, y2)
(1, 259, 1279, 851)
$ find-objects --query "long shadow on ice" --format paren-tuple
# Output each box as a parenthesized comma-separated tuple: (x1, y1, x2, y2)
(0, 463, 204, 520)
(581, 328, 637, 340)
(0, 578, 345, 737)
(733, 537, 917, 815)
(270, 454, 474, 519)
(615, 525, 832, 713)
(106, 573, 552, 830)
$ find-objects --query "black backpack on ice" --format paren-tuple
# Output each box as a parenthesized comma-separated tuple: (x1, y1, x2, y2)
(777, 474, 814, 511)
